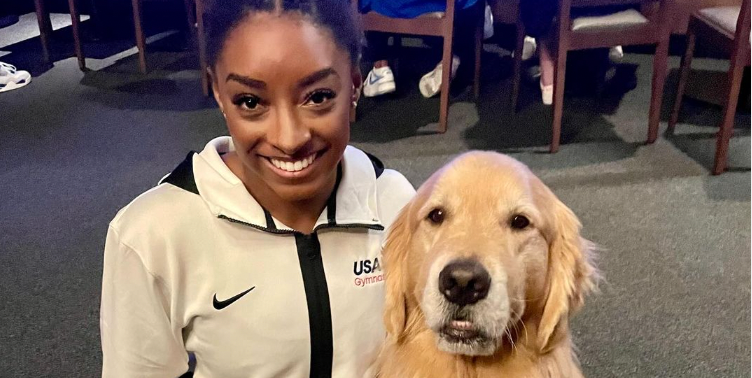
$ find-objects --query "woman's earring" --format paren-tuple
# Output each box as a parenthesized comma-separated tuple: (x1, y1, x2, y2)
(352, 85, 361, 105)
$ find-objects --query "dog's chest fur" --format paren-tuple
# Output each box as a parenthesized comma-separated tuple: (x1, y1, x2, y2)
(377, 331, 584, 378)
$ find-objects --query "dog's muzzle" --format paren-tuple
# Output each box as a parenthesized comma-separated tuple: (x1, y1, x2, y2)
(436, 259, 494, 345)
(423, 256, 509, 356)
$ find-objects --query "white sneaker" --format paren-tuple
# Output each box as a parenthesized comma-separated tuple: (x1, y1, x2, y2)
(511, 36, 537, 61)
(419, 55, 460, 98)
(0, 62, 31, 93)
(609, 45, 624, 63)
(363, 65, 396, 97)
(483, 4, 494, 40)
(540, 80, 553, 106)
(522, 36, 537, 61)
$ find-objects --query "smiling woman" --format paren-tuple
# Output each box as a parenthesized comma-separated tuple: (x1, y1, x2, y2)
(210, 11, 357, 233)
(99, 1, 416, 377)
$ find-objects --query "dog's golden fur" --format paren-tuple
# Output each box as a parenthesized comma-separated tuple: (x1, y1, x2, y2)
(376, 151, 598, 378)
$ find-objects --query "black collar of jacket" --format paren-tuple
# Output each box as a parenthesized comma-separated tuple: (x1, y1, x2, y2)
(161, 151, 385, 233)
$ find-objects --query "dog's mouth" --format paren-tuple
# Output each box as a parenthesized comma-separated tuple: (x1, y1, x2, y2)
(436, 316, 496, 356)
(433, 308, 501, 356)
(439, 316, 486, 343)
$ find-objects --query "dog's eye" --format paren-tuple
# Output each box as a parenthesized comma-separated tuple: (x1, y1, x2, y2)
(510, 215, 530, 230)
(427, 209, 445, 224)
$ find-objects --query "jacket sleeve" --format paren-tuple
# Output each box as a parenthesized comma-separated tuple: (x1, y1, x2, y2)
(100, 225, 188, 378)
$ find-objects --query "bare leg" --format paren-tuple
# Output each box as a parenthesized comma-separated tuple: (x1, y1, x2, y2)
(538, 36, 555, 105)
(539, 37, 555, 87)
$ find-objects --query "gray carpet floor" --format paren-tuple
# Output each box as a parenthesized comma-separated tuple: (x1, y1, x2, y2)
(1, 17, 750, 377)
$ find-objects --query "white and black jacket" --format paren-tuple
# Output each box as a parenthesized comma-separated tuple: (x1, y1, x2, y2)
(100, 137, 415, 378)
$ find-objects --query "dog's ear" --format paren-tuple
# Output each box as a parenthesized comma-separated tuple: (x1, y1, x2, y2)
(382, 202, 413, 343)
(537, 194, 598, 353)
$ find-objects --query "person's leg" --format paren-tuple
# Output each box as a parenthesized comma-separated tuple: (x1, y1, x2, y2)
(362, 32, 397, 97)
(418, 1, 482, 98)
(519, 0, 556, 41)
(520, 0, 557, 104)
(538, 36, 554, 105)
(364, 32, 390, 64)
(538, 37, 554, 87)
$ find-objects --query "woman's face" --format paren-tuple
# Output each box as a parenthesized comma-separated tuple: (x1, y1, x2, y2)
(211, 13, 358, 203)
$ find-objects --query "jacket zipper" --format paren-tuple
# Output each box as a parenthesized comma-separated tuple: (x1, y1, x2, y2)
(218, 214, 384, 234)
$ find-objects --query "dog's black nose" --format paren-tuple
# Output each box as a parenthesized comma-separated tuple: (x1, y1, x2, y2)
(439, 259, 491, 306)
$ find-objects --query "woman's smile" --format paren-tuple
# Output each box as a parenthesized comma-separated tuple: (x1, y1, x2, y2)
(260, 149, 327, 179)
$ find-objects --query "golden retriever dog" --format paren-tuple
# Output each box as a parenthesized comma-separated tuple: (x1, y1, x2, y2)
(375, 151, 598, 378)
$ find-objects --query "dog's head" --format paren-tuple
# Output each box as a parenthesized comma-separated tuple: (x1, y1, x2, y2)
(382, 151, 597, 357)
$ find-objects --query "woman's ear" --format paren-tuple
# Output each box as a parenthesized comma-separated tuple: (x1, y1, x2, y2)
(351, 67, 362, 102)
(382, 202, 413, 343)
(208, 67, 225, 115)
(537, 195, 598, 353)
(349, 67, 362, 123)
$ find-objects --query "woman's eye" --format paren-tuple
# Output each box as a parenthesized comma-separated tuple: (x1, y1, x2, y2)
(239, 96, 260, 110)
(232, 95, 262, 111)
(304, 90, 336, 106)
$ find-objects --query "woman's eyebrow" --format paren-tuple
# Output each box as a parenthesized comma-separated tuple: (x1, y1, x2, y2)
(226, 73, 266, 89)
(297, 67, 338, 88)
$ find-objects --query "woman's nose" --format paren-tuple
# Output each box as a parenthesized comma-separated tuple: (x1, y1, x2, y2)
(268, 105, 312, 155)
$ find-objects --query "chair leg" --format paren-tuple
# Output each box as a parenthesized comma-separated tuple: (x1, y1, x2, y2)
(196, 0, 210, 96)
(712, 47, 746, 175)
(68, 0, 86, 71)
(551, 46, 568, 153)
(131, 0, 147, 73)
(647, 39, 670, 144)
(34, 0, 52, 63)
(669, 32, 695, 132)
(183, 0, 196, 43)
(511, 19, 524, 112)
(472, 5, 482, 100)
(437, 30, 454, 134)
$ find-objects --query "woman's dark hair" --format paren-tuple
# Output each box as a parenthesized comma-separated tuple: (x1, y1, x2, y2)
(205, 0, 362, 68)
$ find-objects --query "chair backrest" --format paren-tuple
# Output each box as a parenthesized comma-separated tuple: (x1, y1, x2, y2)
(353, 0, 457, 37)
(562, 0, 673, 19)
(570, 0, 661, 6)
(735, 0, 751, 42)
(352, 0, 458, 18)
(733, 0, 751, 59)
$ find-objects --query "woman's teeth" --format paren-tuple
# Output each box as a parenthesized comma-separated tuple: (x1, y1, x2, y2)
(270, 154, 316, 172)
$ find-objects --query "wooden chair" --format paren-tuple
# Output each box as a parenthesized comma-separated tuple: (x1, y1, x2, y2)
(512, 0, 674, 152)
(668, 0, 750, 174)
(510, 0, 525, 111)
(353, 0, 483, 133)
(130, 0, 199, 68)
(33, 0, 86, 70)
(130, 0, 210, 95)
(195, 0, 209, 96)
